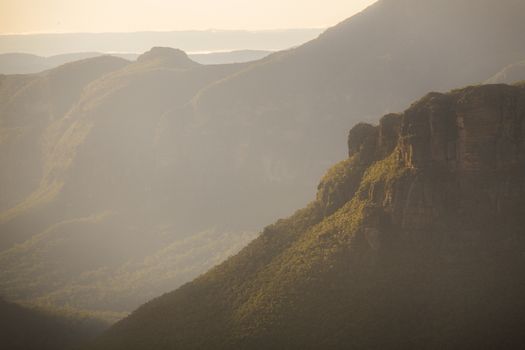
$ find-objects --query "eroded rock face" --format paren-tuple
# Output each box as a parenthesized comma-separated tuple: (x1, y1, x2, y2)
(344, 84, 525, 251)
(401, 85, 525, 173)
(317, 83, 525, 252)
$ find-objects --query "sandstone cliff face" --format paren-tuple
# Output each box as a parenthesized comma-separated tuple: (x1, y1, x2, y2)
(340, 84, 525, 254)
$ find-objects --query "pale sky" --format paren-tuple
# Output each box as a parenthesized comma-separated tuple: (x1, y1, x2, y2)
(0, 0, 377, 34)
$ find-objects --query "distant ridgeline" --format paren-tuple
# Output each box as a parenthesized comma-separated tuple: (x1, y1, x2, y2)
(0, 50, 273, 74)
(0, 29, 322, 57)
(90, 83, 525, 349)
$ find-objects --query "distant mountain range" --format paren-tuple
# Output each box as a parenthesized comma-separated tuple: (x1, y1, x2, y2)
(1, 0, 525, 326)
(89, 82, 525, 349)
(486, 59, 525, 85)
(0, 50, 272, 74)
(0, 29, 323, 56)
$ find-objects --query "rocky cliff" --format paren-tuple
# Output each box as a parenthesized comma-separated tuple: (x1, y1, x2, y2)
(341, 83, 525, 252)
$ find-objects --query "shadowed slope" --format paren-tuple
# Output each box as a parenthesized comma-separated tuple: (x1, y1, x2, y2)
(0, 297, 108, 350)
(0, 55, 129, 216)
(0, 48, 257, 316)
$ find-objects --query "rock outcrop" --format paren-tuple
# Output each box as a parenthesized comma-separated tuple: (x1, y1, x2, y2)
(136, 47, 200, 70)
(344, 84, 525, 244)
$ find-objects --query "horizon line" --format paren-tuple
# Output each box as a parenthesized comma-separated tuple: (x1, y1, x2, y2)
(0, 27, 327, 37)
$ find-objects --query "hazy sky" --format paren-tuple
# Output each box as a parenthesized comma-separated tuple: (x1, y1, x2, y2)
(0, 0, 377, 34)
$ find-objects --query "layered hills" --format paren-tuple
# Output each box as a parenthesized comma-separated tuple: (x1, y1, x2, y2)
(0, 50, 257, 315)
(0, 29, 322, 57)
(91, 83, 525, 349)
(0, 50, 272, 74)
(2, 0, 525, 319)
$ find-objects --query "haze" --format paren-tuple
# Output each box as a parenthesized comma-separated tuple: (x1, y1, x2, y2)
(0, 0, 376, 34)
(2, 0, 525, 349)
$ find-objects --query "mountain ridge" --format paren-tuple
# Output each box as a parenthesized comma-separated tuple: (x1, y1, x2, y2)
(0, 50, 273, 74)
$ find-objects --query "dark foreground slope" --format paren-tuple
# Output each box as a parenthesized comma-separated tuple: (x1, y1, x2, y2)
(0, 297, 108, 350)
(91, 83, 525, 349)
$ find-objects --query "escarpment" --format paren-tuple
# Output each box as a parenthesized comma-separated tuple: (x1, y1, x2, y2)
(338, 84, 525, 254)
